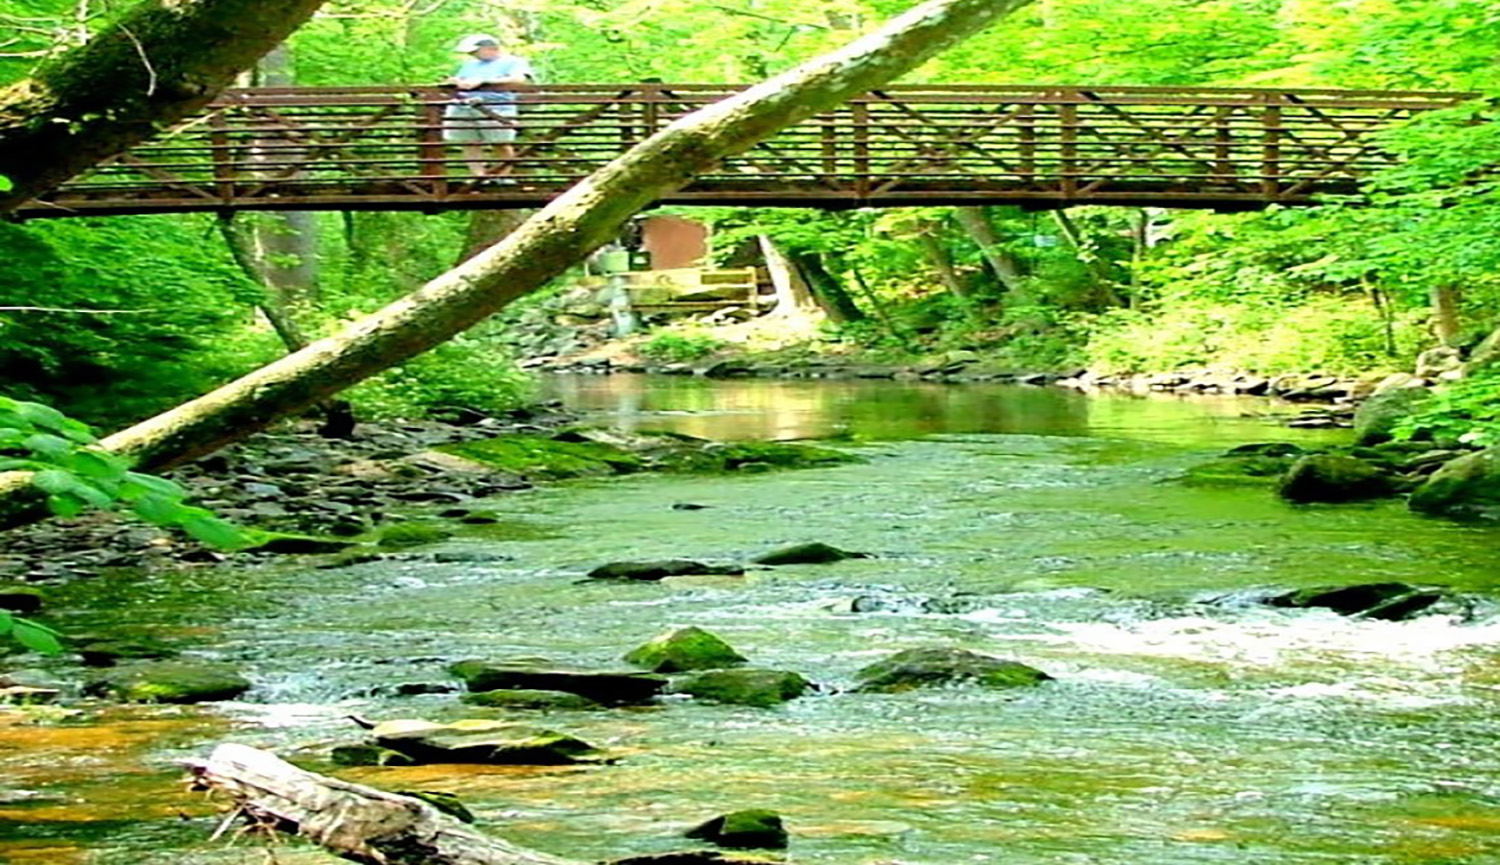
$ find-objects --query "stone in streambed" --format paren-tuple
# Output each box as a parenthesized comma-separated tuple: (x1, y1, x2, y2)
(450, 659, 667, 705)
(84, 661, 251, 703)
(377, 522, 453, 548)
(330, 743, 417, 767)
(609, 854, 775, 865)
(588, 560, 745, 581)
(1409, 448, 1500, 520)
(624, 627, 747, 673)
(369, 718, 604, 765)
(1276, 454, 1394, 503)
(396, 790, 476, 823)
(76, 637, 179, 667)
(247, 534, 360, 555)
(1266, 582, 1442, 621)
(0, 587, 44, 615)
(460, 688, 602, 710)
(751, 542, 867, 566)
(685, 809, 789, 849)
(670, 669, 812, 708)
(854, 648, 1051, 693)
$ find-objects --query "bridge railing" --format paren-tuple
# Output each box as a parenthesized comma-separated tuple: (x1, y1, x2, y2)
(20, 83, 1468, 217)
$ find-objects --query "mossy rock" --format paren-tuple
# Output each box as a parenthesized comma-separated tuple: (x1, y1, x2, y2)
(1353, 387, 1432, 446)
(624, 627, 748, 673)
(751, 542, 867, 566)
(1223, 442, 1305, 458)
(439, 434, 645, 480)
(370, 718, 604, 765)
(0, 587, 44, 615)
(670, 669, 811, 708)
(377, 522, 454, 548)
(460, 688, 602, 710)
(854, 648, 1051, 693)
(654, 441, 858, 474)
(1276, 454, 1394, 503)
(450, 660, 667, 705)
(1266, 582, 1443, 621)
(1409, 448, 1500, 520)
(588, 560, 745, 581)
(76, 636, 179, 667)
(397, 790, 475, 823)
(1174, 455, 1294, 488)
(84, 661, 251, 704)
(685, 809, 788, 849)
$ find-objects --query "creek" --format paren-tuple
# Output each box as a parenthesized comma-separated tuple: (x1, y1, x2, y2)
(5, 374, 1500, 864)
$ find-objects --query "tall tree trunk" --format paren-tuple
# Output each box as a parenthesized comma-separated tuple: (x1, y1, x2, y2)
(790, 250, 864, 323)
(250, 43, 321, 310)
(952, 206, 1023, 292)
(918, 230, 969, 298)
(0, 0, 329, 212)
(1050, 208, 1122, 307)
(216, 213, 308, 352)
(759, 235, 821, 318)
(1430, 283, 1463, 347)
(2, 0, 1034, 490)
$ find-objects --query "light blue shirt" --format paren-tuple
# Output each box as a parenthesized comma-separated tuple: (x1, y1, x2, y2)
(455, 55, 533, 104)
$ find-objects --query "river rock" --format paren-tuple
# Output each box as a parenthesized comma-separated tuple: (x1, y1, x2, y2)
(248, 535, 360, 555)
(854, 648, 1051, 693)
(450, 660, 667, 705)
(1353, 387, 1433, 445)
(1409, 448, 1500, 520)
(330, 743, 417, 767)
(624, 627, 748, 673)
(0, 588, 44, 614)
(670, 669, 812, 708)
(1224, 442, 1304, 458)
(1415, 346, 1464, 379)
(750, 542, 867, 566)
(1176, 455, 1294, 488)
(1276, 454, 1394, 503)
(397, 790, 476, 823)
(84, 661, 251, 703)
(610, 854, 772, 864)
(685, 809, 789, 849)
(588, 560, 746, 581)
(370, 718, 604, 765)
(460, 688, 602, 710)
(377, 522, 454, 548)
(76, 637, 179, 667)
(1266, 583, 1442, 621)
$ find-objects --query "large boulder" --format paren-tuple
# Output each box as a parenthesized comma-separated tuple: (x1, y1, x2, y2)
(1267, 583, 1443, 621)
(369, 718, 603, 765)
(1409, 448, 1500, 520)
(854, 648, 1051, 693)
(670, 669, 812, 708)
(624, 627, 748, 673)
(84, 661, 251, 703)
(460, 688, 602, 710)
(1353, 387, 1432, 446)
(1276, 454, 1394, 503)
(1174, 455, 1295, 488)
(450, 660, 667, 705)
(685, 809, 789, 849)
(588, 560, 745, 581)
(750, 542, 867, 566)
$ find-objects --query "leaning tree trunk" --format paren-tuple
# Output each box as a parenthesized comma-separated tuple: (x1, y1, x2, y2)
(952, 206, 1023, 292)
(0, 0, 329, 212)
(759, 235, 822, 318)
(4, 0, 1035, 490)
(790, 250, 865, 323)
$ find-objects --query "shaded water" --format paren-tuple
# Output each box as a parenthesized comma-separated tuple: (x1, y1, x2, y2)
(7, 375, 1500, 864)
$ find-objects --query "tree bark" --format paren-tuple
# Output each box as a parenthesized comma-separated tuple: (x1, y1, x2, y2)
(249, 43, 322, 311)
(917, 229, 970, 298)
(790, 250, 864, 323)
(1050, 208, 1122, 307)
(16, 0, 1036, 481)
(0, 0, 330, 212)
(216, 213, 309, 352)
(952, 206, 1023, 292)
(759, 234, 821, 317)
(1430, 283, 1463, 347)
(458, 209, 534, 266)
(190, 743, 582, 865)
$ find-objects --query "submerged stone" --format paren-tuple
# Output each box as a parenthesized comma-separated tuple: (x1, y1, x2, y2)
(450, 660, 667, 705)
(85, 661, 251, 704)
(397, 790, 476, 823)
(751, 542, 867, 566)
(670, 669, 812, 708)
(330, 743, 416, 767)
(609, 854, 774, 864)
(1276, 454, 1394, 503)
(685, 809, 789, 849)
(377, 522, 454, 548)
(1223, 442, 1305, 458)
(439, 434, 645, 480)
(370, 718, 604, 765)
(624, 627, 748, 673)
(76, 637, 179, 667)
(460, 688, 602, 710)
(248, 534, 359, 555)
(1409, 448, 1500, 520)
(1174, 455, 1294, 488)
(589, 560, 745, 581)
(0, 587, 44, 614)
(854, 648, 1051, 693)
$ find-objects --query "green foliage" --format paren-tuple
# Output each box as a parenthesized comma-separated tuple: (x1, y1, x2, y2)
(0, 610, 62, 654)
(639, 331, 726, 363)
(1393, 371, 1500, 448)
(0, 396, 245, 549)
(346, 337, 533, 421)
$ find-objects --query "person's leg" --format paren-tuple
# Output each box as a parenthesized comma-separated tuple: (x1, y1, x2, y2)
(462, 143, 489, 179)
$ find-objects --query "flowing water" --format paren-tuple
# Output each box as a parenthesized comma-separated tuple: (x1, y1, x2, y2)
(6, 375, 1500, 864)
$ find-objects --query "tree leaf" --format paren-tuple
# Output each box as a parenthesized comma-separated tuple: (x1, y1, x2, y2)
(0, 611, 13, 635)
(179, 513, 248, 550)
(132, 492, 184, 525)
(12, 619, 64, 655)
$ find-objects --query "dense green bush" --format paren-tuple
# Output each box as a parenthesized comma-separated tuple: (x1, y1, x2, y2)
(346, 337, 533, 420)
(1393, 371, 1500, 448)
(639, 331, 726, 363)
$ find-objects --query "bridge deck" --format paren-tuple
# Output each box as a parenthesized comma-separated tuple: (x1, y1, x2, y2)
(15, 83, 1468, 219)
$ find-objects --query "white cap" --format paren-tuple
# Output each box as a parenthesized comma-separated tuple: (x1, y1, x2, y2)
(454, 33, 501, 53)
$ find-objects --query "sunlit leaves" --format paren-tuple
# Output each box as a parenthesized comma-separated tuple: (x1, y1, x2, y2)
(0, 611, 63, 655)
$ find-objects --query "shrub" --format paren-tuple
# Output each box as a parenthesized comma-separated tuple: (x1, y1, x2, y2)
(639, 331, 725, 363)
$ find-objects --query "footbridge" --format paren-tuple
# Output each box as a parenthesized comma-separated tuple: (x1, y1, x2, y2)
(14, 83, 1467, 219)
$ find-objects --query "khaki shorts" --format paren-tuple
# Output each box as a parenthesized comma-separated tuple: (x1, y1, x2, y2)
(443, 102, 518, 144)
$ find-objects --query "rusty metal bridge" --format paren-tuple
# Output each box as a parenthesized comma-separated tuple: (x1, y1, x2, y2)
(14, 83, 1468, 219)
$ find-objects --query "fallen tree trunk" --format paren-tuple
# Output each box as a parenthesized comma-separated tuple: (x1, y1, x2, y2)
(0, 0, 330, 213)
(88, 0, 1035, 474)
(190, 743, 581, 865)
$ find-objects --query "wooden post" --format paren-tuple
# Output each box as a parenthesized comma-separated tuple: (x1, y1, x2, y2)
(1059, 102, 1078, 198)
(1261, 103, 1282, 200)
(1016, 103, 1036, 183)
(209, 108, 236, 202)
(1213, 105, 1233, 182)
(852, 100, 870, 198)
(821, 113, 838, 183)
(419, 91, 449, 198)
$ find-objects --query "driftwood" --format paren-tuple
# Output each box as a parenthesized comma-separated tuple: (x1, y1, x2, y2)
(190, 743, 581, 865)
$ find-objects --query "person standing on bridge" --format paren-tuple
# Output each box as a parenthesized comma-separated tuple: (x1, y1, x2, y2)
(444, 33, 533, 184)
